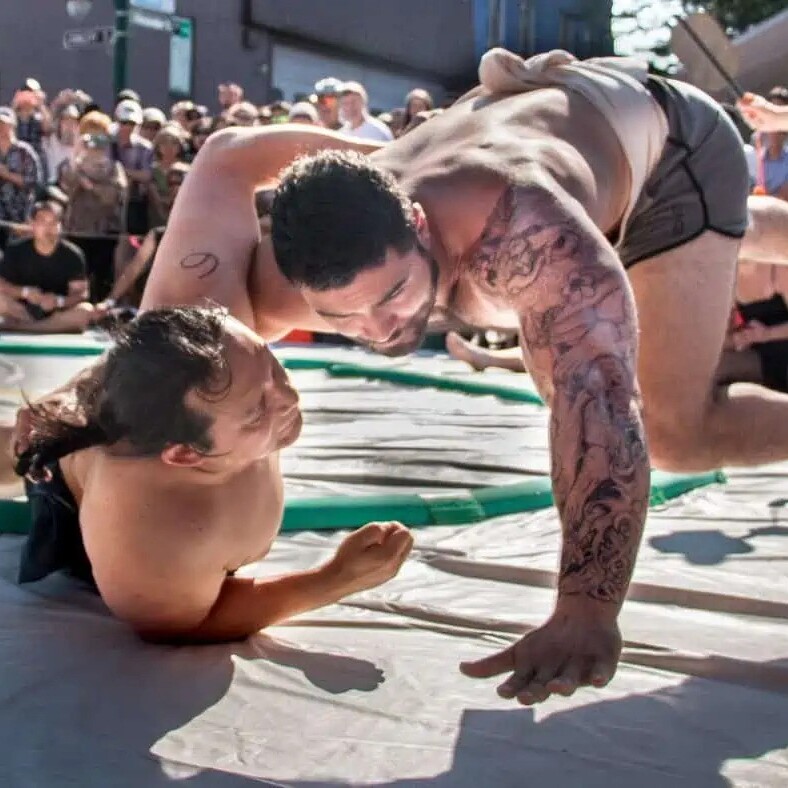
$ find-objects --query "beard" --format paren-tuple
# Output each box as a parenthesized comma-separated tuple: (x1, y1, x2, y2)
(356, 250, 439, 357)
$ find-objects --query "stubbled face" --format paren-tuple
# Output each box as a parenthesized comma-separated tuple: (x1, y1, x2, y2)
(301, 246, 439, 357)
(192, 317, 302, 468)
(31, 208, 61, 247)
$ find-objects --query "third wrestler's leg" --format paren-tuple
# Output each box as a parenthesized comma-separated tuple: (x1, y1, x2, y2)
(740, 195, 788, 265)
(445, 331, 527, 372)
(629, 230, 788, 472)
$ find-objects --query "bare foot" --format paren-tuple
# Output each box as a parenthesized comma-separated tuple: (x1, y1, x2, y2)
(445, 331, 489, 371)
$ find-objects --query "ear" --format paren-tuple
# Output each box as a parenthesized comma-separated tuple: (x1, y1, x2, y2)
(412, 202, 431, 248)
(160, 443, 204, 468)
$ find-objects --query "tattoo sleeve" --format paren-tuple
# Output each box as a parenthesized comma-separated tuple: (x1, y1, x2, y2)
(467, 186, 650, 607)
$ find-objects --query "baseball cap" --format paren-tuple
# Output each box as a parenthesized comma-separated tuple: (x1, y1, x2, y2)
(289, 102, 319, 122)
(116, 88, 141, 105)
(0, 107, 18, 126)
(21, 77, 42, 93)
(314, 77, 343, 97)
(142, 107, 167, 126)
(340, 81, 368, 101)
(60, 104, 80, 120)
(115, 99, 143, 124)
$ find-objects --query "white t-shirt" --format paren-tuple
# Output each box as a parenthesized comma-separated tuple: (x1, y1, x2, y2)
(341, 115, 394, 143)
(44, 137, 74, 184)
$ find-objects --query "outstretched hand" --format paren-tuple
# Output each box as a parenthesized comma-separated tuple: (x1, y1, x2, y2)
(460, 599, 622, 705)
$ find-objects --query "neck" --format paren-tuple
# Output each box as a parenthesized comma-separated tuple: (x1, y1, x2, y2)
(350, 113, 367, 129)
(33, 237, 57, 256)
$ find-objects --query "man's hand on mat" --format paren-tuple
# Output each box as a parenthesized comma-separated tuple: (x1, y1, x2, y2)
(327, 522, 414, 595)
(460, 596, 622, 705)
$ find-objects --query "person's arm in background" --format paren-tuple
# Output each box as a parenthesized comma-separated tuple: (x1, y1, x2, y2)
(124, 144, 154, 186)
(107, 228, 158, 303)
(460, 183, 649, 705)
(738, 93, 788, 133)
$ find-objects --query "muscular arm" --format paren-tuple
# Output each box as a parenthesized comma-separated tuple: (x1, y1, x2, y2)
(467, 184, 650, 613)
(141, 126, 380, 325)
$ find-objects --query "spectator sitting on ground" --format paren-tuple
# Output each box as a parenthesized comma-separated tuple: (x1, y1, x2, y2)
(0, 201, 96, 332)
(113, 100, 153, 237)
(403, 88, 434, 129)
(149, 131, 188, 226)
(288, 102, 319, 125)
(43, 104, 79, 184)
(0, 106, 41, 251)
(314, 77, 343, 130)
(339, 82, 393, 142)
(226, 101, 259, 127)
(139, 107, 166, 143)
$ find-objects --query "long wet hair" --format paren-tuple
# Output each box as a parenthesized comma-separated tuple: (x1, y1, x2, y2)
(15, 305, 231, 481)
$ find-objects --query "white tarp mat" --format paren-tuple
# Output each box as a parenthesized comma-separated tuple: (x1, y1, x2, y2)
(0, 345, 786, 787)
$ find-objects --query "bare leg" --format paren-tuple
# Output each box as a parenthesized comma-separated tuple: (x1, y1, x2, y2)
(629, 230, 788, 471)
(445, 331, 527, 372)
(740, 195, 788, 265)
(715, 348, 764, 386)
(2, 303, 95, 334)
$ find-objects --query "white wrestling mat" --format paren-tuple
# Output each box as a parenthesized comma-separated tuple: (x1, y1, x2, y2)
(0, 340, 786, 787)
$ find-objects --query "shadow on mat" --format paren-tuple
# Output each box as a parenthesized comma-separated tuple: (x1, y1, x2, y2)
(0, 590, 383, 788)
(650, 525, 788, 565)
(290, 664, 788, 787)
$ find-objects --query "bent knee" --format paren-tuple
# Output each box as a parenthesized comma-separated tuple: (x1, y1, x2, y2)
(645, 418, 720, 473)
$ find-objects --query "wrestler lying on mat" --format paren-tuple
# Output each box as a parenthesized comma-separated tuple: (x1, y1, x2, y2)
(7, 306, 412, 644)
(22, 48, 788, 706)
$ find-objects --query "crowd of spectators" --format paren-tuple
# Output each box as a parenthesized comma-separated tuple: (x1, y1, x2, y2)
(0, 75, 442, 332)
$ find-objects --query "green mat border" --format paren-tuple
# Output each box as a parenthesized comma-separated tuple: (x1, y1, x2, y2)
(0, 470, 725, 536)
(0, 338, 725, 534)
(0, 338, 544, 405)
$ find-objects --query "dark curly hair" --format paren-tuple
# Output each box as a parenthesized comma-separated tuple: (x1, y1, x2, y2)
(15, 305, 231, 481)
(270, 150, 417, 291)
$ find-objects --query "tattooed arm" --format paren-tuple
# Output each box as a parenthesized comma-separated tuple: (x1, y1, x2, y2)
(460, 183, 650, 704)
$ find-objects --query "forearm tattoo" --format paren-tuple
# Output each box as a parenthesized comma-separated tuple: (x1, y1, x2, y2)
(179, 252, 220, 279)
(468, 186, 650, 605)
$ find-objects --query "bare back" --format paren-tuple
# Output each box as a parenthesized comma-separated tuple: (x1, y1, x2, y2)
(61, 448, 284, 584)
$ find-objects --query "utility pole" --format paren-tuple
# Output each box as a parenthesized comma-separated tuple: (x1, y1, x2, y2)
(113, 0, 130, 96)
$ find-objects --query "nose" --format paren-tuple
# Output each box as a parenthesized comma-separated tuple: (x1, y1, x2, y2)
(359, 314, 399, 344)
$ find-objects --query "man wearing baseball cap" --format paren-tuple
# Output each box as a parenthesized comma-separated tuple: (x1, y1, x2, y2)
(0, 107, 42, 250)
(113, 99, 153, 236)
(314, 77, 343, 131)
(339, 81, 393, 142)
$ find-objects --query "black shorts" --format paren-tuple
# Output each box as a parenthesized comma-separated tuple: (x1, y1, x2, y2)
(618, 76, 750, 268)
(18, 461, 95, 589)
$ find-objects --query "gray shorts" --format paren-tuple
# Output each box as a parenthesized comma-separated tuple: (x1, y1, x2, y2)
(617, 76, 750, 269)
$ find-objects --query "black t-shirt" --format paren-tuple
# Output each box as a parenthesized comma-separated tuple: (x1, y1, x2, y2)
(0, 238, 86, 296)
